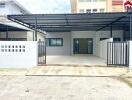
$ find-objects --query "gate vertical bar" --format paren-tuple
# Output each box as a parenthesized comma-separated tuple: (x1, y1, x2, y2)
(38, 41, 39, 64)
(45, 36, 46, 64)
(111, 42, 113, 65)
(35, 17, 37, 41)
(127, 42, 130, 66)
(120, 43, 122, 65)
(107, 42, 109, 65)
(110, 24, 112, 38)
(6, 26, 8, 40)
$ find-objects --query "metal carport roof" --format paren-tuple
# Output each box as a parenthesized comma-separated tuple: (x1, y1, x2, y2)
(7, 12, 131, 32)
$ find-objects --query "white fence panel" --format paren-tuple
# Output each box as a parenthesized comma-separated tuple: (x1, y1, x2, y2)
(0, 41, 38, 68)
(99, 38, 113, 60)
(107, 42, 129, 66)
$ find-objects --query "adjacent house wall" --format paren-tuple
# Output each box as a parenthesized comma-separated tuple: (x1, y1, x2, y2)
(0, 31, 45, 41)
(0, 31, 27, 39)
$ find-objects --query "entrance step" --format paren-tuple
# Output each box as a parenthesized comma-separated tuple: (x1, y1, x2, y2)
(44, 64, 107, 67)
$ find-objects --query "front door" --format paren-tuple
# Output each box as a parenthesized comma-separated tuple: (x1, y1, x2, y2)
(73, 38, 93, 54)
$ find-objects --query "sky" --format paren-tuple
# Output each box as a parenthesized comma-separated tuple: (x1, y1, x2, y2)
(16, 0, 71, 14)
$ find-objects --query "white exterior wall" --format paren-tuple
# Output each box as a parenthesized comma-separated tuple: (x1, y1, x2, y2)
(46, 30, 123, 55)
(99, 38, 113, 60)
(27, 31, 34, 41)
(46, 32, 71, 55)
(0, 41, 38, 68)
(95, 30, 123, 56)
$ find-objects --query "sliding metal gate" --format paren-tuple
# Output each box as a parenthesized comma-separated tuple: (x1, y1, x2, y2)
(107, 42, 129, 66)
(38, 41, 46, 65)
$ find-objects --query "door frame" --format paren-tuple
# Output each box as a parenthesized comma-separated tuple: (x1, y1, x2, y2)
(73, 38, 93, 54)
(87, 38, 93, 54)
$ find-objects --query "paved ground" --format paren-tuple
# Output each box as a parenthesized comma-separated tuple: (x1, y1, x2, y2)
(27, 66, 132, 77)
(0, 76, 131, 100)
(0, 66, 132, 100)
(46, 55, 106, 65)
(0, 66, 132, 77)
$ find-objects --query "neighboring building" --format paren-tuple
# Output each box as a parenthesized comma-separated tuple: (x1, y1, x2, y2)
(70, 0, 128, 13)
(0, 0, 29, 15)
(0, 16, 45, 41)
(0, 0, 45, 41)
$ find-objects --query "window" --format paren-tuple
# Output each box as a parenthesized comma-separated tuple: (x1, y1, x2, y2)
(92, 9, 97, 13)
(79, 9, 84, 13)
(113, 38, 121, 42)
(100, 9, 105, 12)
(86, 0, 91, 1)
(93, 0, 97, 2)
(98, 0, 105, 1)
(46, 38, 63, 46)
(86, 9, 91, 13)
(0, 3, 5, 8)
(78, 0, 91, 2)
(78, 0, 84, 2)
(79, 0, 104, 2)
(100, 38, 108, 41)
(78, 0, 105, 2)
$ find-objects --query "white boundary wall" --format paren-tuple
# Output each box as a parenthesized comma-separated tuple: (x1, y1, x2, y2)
(98, 38, 113, 60)
(0, 41, 38, 68)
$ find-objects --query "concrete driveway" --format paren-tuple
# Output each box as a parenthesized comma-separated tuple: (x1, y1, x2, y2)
(46, 55, 106, 66)
(0, 76, 131, 100)
(0, 66, 131, 100)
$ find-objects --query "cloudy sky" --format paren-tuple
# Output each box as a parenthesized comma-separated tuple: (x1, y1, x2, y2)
(16, 0, 71, 14)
